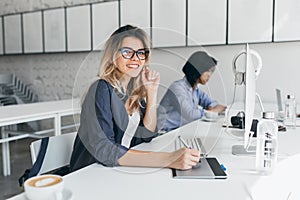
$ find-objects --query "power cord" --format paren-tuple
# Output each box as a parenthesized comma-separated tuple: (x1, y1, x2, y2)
(245, 131, 256, 152)
(224, 80, 243, 140)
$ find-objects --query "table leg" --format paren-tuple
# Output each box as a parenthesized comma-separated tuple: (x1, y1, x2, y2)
(1, 127, 11, 176)
(54, 115, 61, 136)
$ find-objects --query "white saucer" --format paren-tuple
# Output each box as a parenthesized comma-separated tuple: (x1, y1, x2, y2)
(201, 116, 218, 122)
(61, 189, 73, 200)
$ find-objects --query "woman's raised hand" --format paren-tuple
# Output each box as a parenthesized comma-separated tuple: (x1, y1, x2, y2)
(141, 66, 160, 92)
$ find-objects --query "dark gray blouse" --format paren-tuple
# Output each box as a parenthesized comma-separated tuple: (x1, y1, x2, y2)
(70, 79, 158, 172)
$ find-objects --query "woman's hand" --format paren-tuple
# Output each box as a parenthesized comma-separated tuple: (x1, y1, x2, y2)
(168, 148, 201, 170)
(141, 66, 160, 92)
(208, 104, 227, 113)
(141, 66, 160, 132)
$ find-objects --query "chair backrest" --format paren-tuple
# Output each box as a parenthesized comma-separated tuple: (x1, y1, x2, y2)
(30, 132, 76, 175)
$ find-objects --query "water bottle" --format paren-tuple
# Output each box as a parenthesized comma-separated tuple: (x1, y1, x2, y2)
(256, 111, 278, 175)
(284, 94, 297, 128)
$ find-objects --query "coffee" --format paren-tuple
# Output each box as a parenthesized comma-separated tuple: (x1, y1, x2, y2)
(24, 174, 64, 200)
(27, 175, 62, 187)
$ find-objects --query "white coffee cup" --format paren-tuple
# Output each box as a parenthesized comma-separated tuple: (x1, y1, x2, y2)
(204, 110, 218, 119)
(24, 174, 64, 200)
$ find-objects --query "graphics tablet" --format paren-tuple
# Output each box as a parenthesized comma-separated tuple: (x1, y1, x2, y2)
(172, 157, 227, 179)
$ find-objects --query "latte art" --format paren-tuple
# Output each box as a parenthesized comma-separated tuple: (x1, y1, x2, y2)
(27, 175, 62, 187)
(24, 174, 64, 200)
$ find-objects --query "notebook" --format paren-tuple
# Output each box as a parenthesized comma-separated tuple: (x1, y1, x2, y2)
(172, 137, 227, 179)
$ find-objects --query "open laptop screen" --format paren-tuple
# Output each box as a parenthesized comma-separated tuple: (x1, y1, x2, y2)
(276, 88, 283, 112)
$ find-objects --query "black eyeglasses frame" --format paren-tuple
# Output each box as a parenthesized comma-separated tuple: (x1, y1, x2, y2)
(118, 47, 150, 60)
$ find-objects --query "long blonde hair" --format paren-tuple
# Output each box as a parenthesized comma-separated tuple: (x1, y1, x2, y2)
(98, 25, 151, 114)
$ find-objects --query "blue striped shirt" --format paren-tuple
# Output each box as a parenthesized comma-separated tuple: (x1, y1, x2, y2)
(157, 77, 218, 132)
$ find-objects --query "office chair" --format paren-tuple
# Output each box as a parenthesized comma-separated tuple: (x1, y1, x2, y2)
(30, 132, 76, 175)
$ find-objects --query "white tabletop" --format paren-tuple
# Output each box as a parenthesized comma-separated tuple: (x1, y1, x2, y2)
(0, 99, 80, 126)
(8, 117, 300, 200)
(0, 99, 81, 176)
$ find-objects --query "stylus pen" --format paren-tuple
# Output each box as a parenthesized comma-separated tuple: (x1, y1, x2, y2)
(178, 136, 191, 149)
(178, 136, 202, 163)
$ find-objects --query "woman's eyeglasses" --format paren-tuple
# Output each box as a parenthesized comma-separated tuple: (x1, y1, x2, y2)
(119, 47, 150, 60)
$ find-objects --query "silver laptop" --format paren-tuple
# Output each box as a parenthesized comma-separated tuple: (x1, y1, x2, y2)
(276, 88, 285, 121)
(173, 137, 227, 179)
(276, 89, 283, 113)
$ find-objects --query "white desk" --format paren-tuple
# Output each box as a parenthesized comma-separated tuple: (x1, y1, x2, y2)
(8, 117, 300, 200)
(0, 99, 81, 176)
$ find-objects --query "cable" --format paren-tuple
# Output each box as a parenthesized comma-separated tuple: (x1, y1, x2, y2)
(224, 82, 237, 126)
(204, 125, 224, 156)
(224, 79, 242, 139)
(245, 131, 256, 152)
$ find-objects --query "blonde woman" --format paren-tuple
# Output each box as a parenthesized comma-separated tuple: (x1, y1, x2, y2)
(70, 25, 200, 171)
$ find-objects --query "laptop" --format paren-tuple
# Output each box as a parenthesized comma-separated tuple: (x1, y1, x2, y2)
(276, 88, 285, 121)
(172, 137, 227, 179)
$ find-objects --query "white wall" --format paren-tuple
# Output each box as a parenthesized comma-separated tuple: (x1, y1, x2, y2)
(1, 42, 299, 105)
(205, 42, 300, 104)
(0, 0, 300, 106)
(152, 42, 300, 105)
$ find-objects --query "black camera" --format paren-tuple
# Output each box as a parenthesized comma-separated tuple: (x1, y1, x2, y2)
(230, 111, 258, 137)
